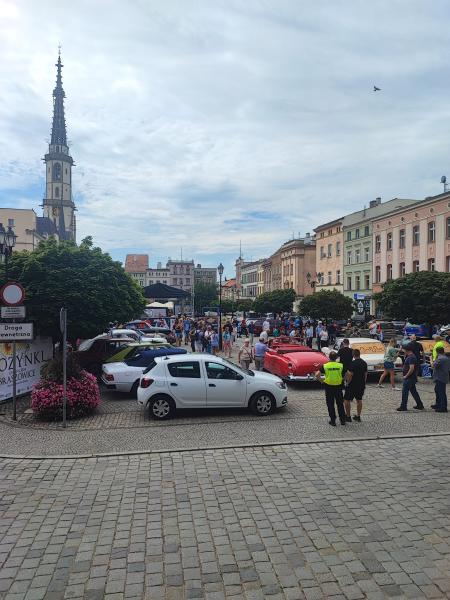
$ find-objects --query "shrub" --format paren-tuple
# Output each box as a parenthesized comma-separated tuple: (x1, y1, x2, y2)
(31, 370, 100, 421)
(40, 352, 83, 383)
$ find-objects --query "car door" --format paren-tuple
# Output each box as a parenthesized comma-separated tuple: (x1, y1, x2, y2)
(203, 361, 247, 407)
(165, 361, 207, 408)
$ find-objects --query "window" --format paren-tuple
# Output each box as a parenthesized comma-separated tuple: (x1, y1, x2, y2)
(355, 248, 360, 263)
(364, 246, 370, 262)
(290, 264, 293, 275)
(205, 362, 241, 380)
(364, 274, 370, 289)
(387, 264, 393, 280)
(399, 262, 406, 276)
(428, 221, 435, 243)
(375, 235, 381, 253)
(447, 217, 450, 239)
(428, 258, 435, 271)
(399, 229, 405, 249)
(336, 270, 341, 284)
(387, 232, 393, 251)
(327, 272, 332, 285)
(347, 250, 352, 265)
(172, 278, 177, 285)
(168, 361, 201, 378)
(320, 246, 325, 259)
(355, 275, 360, 290)
(347, 276, 352, 290)
(347, 231, 352, 241)
(413, 225, 420, 245)
(375, 266, 381, 283)
(413, 260, 420, 272)
(8, 218, 14, 227)
(327, 244, 332, 257)
(355, 229, 360, 239)
(447, 256, 450, 272)
(52, 162, 61, 181)
(364, 225, 370, 237)
(336, 241, 341, 256)
(55, 186, 59, 197)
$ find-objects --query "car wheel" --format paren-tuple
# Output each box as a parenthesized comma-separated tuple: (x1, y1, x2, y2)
(130, 380, 140, 398)
(249, 392, 275, 416)
(149, 395, 175, 420)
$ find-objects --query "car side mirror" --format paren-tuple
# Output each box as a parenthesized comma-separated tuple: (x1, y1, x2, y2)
(235, 374, 244, 381)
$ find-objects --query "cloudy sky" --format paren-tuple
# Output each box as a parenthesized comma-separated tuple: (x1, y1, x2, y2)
(1, 0, 450, 277)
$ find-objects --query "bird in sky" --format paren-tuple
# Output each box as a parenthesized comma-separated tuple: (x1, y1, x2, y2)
(373, 85, 381, 91)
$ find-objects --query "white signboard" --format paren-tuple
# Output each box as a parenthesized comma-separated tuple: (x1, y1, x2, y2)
(0, 337, 53, 402)
(0, 323, 33, 341)
(1, 306, 26, 319)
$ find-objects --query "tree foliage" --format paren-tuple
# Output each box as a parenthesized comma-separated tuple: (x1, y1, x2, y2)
(374, 271, 450, 324)
(253, 289, 296, 314)
(299, 289, 355, 320)
(1, 237, 146, 341)
(194, 282, 218, 314)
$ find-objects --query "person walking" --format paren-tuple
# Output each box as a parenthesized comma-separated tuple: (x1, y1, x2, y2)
(431, 335, 445, 365)
(254, 336, 268, 371)
(306, 323, 314, 348)
(397, 344, 424, 411)
(369, 321, 378, 340)
(319, 327, 329, 349)
(315, 351, 346, 426)
(344, 348, 368, 422)
(203, 325, 213, 353)
(210, 330, 220, 355)
(431, 346, 450, 412)
(222, 327, 232, 358)
(408, 334, 423, 366)
(248, 321, 255, 345)
(238, 338, 253, 370)
(189, 324, 196, 352)
(378, 338, 400, 390)
(194, 327, 203, 353)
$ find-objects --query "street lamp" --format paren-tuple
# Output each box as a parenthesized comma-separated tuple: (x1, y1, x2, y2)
(218, 262, 224, 350)
(0, 223, 17, 279)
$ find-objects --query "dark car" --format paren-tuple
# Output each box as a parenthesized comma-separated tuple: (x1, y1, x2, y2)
(74, 335, 135, 377)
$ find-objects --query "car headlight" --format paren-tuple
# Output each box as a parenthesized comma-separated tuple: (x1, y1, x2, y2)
(275, 381, 286, 389)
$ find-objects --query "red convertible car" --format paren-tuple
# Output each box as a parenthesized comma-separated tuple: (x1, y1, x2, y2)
(264, 339, 329, 381)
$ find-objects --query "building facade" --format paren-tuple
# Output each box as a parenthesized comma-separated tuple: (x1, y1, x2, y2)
(372, 193, 450, 300)
(221, 278, 236, 301)
(314, 217, 344, 293)
(343, 197, 419, 314)
(279, 234, 316, 297)
(42, 52, 76, 241)
(0, 209, 57, 253)
(194, 265, 217, 286)
(241, 260, 262, 299)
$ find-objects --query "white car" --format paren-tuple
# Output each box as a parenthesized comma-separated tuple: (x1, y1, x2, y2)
(332, 337, 387, 373)
(137, 354, 288, 419)
(110, 329, 167, 343)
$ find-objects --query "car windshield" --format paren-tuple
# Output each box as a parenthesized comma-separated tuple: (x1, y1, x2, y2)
(77, 338, 95, 351)
(220, 357, 254, 376)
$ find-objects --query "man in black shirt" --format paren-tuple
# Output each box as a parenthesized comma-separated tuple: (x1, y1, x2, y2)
(408, 334, 423, 366)
(344, 349, 368, 422)
(337, 339, 353, 377)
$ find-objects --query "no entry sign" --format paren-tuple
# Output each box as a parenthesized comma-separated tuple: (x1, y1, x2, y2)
(0, 282, 25, 306)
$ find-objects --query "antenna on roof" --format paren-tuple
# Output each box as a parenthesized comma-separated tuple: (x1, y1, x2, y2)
(239, 240, 242, 259)
(441, 175, 448, 192)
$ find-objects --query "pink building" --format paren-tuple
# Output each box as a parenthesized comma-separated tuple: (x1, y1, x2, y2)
(372, 193, 450, 295)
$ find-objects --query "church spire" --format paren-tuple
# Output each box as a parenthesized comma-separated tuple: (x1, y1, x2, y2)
(51, 49, 67, 146)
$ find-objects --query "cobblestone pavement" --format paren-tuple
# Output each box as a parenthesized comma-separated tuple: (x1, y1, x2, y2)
(1, 437, 450, 599)
(0, 379, 449, 457)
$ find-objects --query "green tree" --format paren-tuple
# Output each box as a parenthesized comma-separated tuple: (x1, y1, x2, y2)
(235, 298, 254, 312)
(1, 237, 146, 341)
(299, 289, 355, 320)
(194, 282, 218, 314)
(253, 289, 296, 314)
(374, 271, 450, 325)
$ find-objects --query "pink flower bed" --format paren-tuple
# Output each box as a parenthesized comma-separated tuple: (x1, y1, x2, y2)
(31, 370, 100, 421)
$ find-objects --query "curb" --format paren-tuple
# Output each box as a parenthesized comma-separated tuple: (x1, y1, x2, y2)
(1, 430, 450, 461)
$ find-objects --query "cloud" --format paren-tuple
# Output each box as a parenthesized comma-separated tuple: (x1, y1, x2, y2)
(1, 0, 450, 277)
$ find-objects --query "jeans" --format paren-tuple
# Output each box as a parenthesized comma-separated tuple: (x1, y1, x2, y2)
(254, 357, 264, 371)
(434, 380, 448, 411)
(401, 378, 423, 409)
(324, 385, 346, 423)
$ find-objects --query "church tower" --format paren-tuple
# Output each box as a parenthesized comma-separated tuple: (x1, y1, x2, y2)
(42, 51, 76, 241)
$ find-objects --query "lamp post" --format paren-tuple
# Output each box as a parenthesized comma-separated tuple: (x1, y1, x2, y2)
(218, 263, 224, 350)
(0, 223, 17, 279)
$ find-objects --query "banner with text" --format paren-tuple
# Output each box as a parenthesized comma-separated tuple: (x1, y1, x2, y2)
(0, 337, 53, 402)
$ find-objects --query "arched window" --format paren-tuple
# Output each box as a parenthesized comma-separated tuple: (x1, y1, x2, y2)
(53, 163, 61, 181)
(55, 186, 59, 197)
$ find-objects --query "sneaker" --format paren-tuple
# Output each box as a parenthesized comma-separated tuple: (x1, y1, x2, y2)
(377, 384, 382, 388)
(345, 416, 352, 422)
(393, 387, 402, 391)
(353, 415, 361, 422)
(413, 406, 424, 411)
(430, 404, 437, 409)
(329, 420, 336, 426)
(340, 420, 346, 426)
(396, 407, 407, 411)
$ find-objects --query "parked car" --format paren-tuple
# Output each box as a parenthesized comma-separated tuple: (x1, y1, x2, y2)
(74, 336, 136, 376)
(137, 354, 288, 419)
(101, 347, 188, 397)
(333, 337, 386, 373)
(105, 340, 171, 364)
(263, 340, 328, 381)
(403, 323, 430, 338)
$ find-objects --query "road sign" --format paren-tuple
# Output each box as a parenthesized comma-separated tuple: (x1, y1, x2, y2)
(0, 322, 33, 341)
(1, 306, 26, 319)
(356, 300, 364, 315)
(0, 282, 25, 306)
(354, 293, 365, 300)
(60, 307, 67, 334)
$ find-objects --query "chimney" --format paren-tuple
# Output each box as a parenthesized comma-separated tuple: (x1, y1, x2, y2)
(369, 197, 381, 208)
(157, 261, 161, 269)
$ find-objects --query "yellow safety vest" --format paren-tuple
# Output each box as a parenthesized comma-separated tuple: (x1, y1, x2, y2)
(432, 341, 445, 362)
(323, 361, 343, 386)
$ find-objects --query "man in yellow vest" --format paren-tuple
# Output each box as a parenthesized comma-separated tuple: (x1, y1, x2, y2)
(432, 335, 445, 365)
(315, 351, 346, 426)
